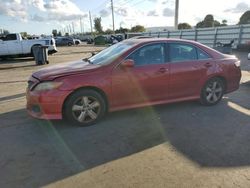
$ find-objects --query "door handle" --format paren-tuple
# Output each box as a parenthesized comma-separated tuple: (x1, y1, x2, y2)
(204, 62, 212, 68)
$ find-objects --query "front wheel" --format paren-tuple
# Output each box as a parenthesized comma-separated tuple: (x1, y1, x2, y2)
(200, 78, 225, 106)
(64, 89, 106, 126)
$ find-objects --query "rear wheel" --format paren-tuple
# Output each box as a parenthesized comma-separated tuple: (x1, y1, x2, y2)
(200, 78, 225, 105)
(64, 89, 106, 126)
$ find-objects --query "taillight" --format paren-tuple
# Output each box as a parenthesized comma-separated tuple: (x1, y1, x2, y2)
(234, 60, 241, 67)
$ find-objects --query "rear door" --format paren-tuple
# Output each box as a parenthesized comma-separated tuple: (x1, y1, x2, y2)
(168, 42, 214, 99)
(111, 43, 170, 108)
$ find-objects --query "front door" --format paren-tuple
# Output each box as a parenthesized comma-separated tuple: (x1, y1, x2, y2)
(111, 43, 170, 109)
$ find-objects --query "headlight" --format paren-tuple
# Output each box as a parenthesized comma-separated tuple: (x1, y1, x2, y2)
(34, 82, 63, 91)
(234, 60, 241, 67)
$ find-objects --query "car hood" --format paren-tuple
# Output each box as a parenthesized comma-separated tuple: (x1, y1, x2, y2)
(33, 60, 100, 80)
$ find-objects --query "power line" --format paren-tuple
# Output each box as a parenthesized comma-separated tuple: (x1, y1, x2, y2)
(129, 0, 146, 8)
(91, 0, 110, 13)
(118, 0, 136, 7)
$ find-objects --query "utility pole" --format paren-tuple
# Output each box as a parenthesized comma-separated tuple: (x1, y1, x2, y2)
(69, 24, 72, 34)
(111, 0, 115, 32)
(80, 17, 83, 34)
(72, 22, 75, 34)
(174, 0, 179, 30)
(89, 11, 93, 35)
(81, 17, 85, 33)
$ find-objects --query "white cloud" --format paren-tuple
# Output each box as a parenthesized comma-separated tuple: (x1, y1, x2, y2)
(0, 0, 28, 21)
(162, 7, 174, 17)
(99, 9, 110, 17)
(32, 0, 45, 11)
(147, 10, 159, 16)
(147, 0, 158, 2)
(224, 2, 250, 13)
(0, 0, 87, 23)
(31, 14, 46, 21)
(43, 0, 87, 21)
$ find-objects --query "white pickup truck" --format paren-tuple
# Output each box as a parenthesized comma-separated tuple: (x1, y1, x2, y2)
(0, 33, 57, 58)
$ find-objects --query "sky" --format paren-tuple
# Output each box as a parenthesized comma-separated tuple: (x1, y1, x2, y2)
(0, 0, 249, 35)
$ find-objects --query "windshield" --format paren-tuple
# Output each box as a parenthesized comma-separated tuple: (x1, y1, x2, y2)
(89, 42, 135, 65)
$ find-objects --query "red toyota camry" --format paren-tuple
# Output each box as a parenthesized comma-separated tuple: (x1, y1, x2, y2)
(26, 38, 241, 126)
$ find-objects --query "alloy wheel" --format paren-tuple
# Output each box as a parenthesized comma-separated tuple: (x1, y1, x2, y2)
(205, 80, 223, 103)
(72, 96, 101, 123)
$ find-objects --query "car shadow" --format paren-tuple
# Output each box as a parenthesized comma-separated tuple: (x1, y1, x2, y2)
(0, 93, 26, 102)
(0, 57, 38, 70)
(0, 57, 34, 63)
(0, 64, 38, 70)
(0, 91, 250, 187)
(233, 51, 250, 72)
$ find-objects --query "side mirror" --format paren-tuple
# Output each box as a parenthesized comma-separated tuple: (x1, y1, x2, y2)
(248, 53, 250, 60)
(121, 59, 135, 68)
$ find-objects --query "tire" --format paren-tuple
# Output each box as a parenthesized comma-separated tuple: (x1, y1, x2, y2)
(200, 78, 225, 106)
(75, 41, 80, 45)
(63, 89, 106, 126)
(68, 42, 73, 46)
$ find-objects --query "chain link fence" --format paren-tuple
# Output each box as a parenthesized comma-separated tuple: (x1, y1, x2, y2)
(127, 24, 250, 50)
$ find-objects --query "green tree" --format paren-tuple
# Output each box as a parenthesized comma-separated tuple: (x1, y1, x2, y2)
(196, 21, 204, 28)
(239, 11, 250, 24)
(196, 14, 221, 28)
(58, 31, 62, 36)
(214, 20, 221, 27)
(130, 25, 145, 32)
(52, 29, 58, 37)
(221, 19, 228, 26)
(115, 27, 130, 33)
(20, 32, 28, 38)
(204, 14, 214, 27)
(3, 30, 10, 35)
(178, 23, 192, 30)
(94, 17, 103, 34)
(104, 29, 114, 34)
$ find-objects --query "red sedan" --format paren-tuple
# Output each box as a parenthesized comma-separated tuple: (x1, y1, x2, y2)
(26, 38, 241, 126)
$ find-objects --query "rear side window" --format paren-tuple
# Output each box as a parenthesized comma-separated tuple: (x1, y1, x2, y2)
(169, 43, 211, 62)
(197, 48, 211, 60)
(169, 43, 197, 62)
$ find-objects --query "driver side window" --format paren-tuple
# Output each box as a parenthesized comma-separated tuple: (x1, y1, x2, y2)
(127, 43, 165, 66)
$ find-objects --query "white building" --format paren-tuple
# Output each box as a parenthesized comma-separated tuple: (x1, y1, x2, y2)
(145, 26, 175, 32)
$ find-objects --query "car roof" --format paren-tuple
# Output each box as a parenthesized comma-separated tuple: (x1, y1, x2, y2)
(123, 37, 225, 59)
(126, 37, 199, 44)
